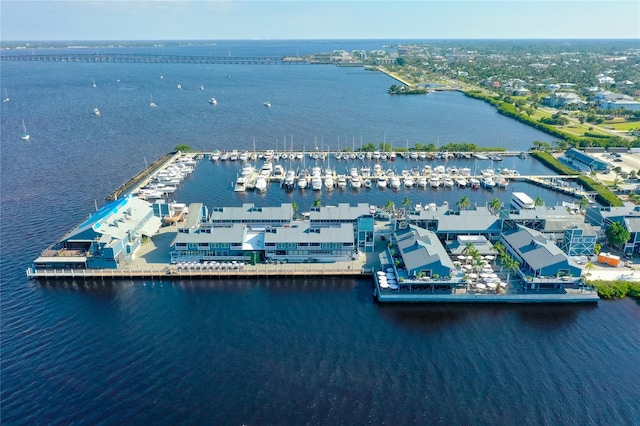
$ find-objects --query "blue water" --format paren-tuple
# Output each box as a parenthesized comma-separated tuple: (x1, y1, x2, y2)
(1, 41, 639, 425)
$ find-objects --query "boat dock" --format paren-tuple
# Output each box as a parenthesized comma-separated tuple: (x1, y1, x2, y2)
(117, 149, 594, 203)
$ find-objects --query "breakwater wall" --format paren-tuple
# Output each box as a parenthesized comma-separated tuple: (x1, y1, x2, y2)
(106, 152, 178, 201)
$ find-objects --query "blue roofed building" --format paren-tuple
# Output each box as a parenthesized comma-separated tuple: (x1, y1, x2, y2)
(501, 226, 583, 288)
(564, 148, 610, 172)
(585, 204, 640, 254)
(395, 225, 455, 279)
(33, 196, 162, 269)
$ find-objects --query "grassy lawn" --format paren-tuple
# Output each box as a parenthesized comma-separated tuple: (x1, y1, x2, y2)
(604, 119, 640, 131)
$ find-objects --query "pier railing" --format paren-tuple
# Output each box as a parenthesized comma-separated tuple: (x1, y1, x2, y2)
(26, 263, 369, 280)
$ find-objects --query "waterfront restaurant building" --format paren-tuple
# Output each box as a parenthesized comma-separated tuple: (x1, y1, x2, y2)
(395, 225, 455, 279)
(586, 204, 640, 254)
(170, 203, 370, 264)
(33, 196, 162, 270)
(500, 226, 583, 288)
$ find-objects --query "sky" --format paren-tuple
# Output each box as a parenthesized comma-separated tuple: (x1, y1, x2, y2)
(1, 0, 639, 41)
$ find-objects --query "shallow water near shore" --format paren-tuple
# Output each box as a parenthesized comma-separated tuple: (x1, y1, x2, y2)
(1, 40, 639, 424)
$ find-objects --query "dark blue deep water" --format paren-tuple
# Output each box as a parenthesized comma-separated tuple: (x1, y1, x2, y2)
(1, 41, 639, 425)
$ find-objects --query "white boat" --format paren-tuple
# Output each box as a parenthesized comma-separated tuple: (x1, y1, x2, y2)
(324, 171, 335, 190)
(373, 163, 382, 176)
(455, 177, 468, 187)
(404, 176, 415, 188)
(433, 165, 445, 174)
(220, 151, 229, 161)
(364, 179, 372, 189)
(373, 151, 381, 160)
(311, 174, 323, 191)
(283, 170, 296, 189)
(259, 161, 273, 177)
(295, 152, 304, 161)
(263, 101, 272, 107)
(209, 97, 218, 105)
(469, 178, 480, 189)
(272, 164, 285, 181)
(92, 79, 96, 88)
(177, 84, 182, 90)
(20, 119, 29, 141)
(263, 150, 274, 161)
(350, 176, 362, 189)
(254, 176, 267, 192)
(377, 176, 388, 188)
(239, 151, 249, 162)
(459, 167, 472, 177)
(200, 83, 205, 90)
(409, 151, 419, 160)
(337, 175, 347, 189)
(429, 175, 441, 188)
(511, 192, 536, 210)
(350, 167, 359, 178)
(241, 163, 255, 177)
(481, 176, 496, 189)
(443, 176, 454, 188)
(210, 150, 220, 161)
(360, 166, 371, 178)
(234, 176, 247, 192)
(390, 176, 401, 190)
(417, 176, 428, 188)
(297, 170, 309, 189)
(3, 89, 9, 103)
(228, 150, 239, 161)
(93, 107, 101, 116)
(496, 176, 509, 188)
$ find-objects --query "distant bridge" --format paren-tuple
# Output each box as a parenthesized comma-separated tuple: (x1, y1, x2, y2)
(0, 53, 312, 65)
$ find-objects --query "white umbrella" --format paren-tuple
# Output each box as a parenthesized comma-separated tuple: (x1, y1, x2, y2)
(377, 271, 386, 276)
(389, 284, 399, 290)
(468, 273, 478, 278)
(476, 283, 487, 289)
(464, 265, 473, 270)
(480, 273, 490, 278)
(386, 268, 395, 273)
(386, 273, 395, 279)
(489, 273, 499, 278)
(499, 282, 507, 287)
(485, 255, 495, 260)
(487, 282, 498, 289)
(379, 282, 390, 289)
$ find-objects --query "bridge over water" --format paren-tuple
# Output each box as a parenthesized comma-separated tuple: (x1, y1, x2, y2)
(0, 53, 312, 65)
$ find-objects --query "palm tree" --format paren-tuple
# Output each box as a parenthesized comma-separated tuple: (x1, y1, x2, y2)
(583, 259, 594, 279)
(458, 195, 470, 211)
(313, 198, 322, 208)
(461, 242, 477, 258)
(402, 197, 411, 213)
(384, 200, 395, 213)
(505, 257, 520, 285)
(489, 197, 502, 215)
(535, 196, 544, 206)
(579, 196, 589, 212)
(291, 202, 299, 218)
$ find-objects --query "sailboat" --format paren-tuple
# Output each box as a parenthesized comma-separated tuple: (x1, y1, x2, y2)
(199, 83, 205, 90)
(20, 119, 29, 141)
(149, 94, 157, 108)
(3, 88, 10, 103)
(92, 79, 96, 88)
(93, 107, 101, 116)
(208, 97, 218, 105)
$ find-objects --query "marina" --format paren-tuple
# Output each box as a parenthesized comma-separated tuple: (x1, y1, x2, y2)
(28, 149, 604, 304)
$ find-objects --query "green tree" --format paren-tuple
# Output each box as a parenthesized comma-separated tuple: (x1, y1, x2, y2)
(605, 222, 630, 249)
(535, 196, 544, 206)
(458, 195, 471, 211)
(579, 197, 590, 211)
(489, 197, 502, 214)
(384, 200, 395, 213)
(313, 198, 322, 208)
(291, 202, 299, 218)
(174, 144, 191, 152)
(594, 243, 602, 256)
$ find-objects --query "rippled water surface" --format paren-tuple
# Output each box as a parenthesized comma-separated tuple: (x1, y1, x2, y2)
(1, 41, 639, 425)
